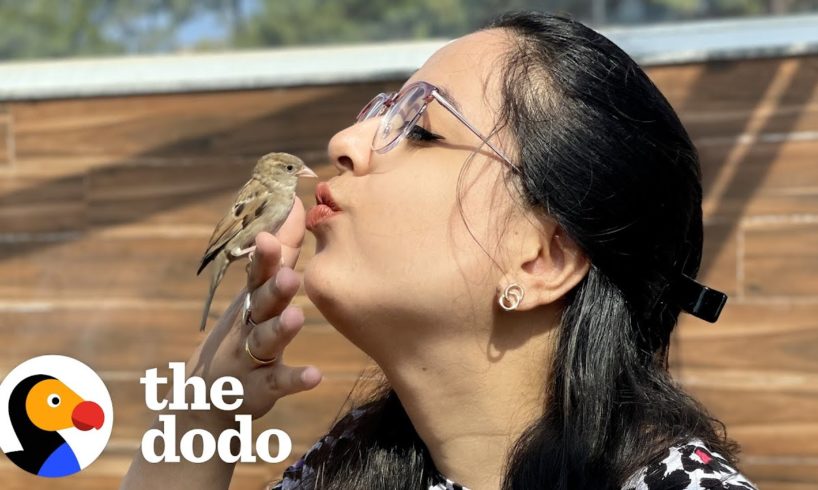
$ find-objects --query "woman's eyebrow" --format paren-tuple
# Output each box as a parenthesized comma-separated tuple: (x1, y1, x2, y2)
(434, 85, 463, 113)
(407, 70, 463, 113)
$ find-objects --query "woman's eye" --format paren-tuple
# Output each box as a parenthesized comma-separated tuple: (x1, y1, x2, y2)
(406, 125, 444, 143)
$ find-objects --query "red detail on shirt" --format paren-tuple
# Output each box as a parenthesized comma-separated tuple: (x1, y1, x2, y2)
(695, 449, 712, 464)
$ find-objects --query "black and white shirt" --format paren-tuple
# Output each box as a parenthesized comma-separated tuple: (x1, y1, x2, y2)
(270, 407, 757, 490)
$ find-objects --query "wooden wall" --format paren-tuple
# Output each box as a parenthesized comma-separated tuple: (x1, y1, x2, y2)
(0, 54, 816, 489)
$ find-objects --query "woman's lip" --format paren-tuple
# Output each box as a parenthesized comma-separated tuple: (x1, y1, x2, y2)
(315, 181, 342, 211)
(306, 204, 341, 231)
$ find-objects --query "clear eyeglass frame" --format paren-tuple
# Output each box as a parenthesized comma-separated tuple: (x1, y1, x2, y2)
(355, 80, 519, 174)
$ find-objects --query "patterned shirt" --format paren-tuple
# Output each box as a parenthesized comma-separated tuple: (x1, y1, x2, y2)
(621, 440, 757, 490)
(270, 407, 757, 490)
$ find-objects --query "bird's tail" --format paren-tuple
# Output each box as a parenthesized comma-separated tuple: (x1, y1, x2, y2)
(199, 257, 227, 332)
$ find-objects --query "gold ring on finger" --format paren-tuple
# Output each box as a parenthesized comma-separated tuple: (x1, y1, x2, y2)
(245, 337, 277, 366)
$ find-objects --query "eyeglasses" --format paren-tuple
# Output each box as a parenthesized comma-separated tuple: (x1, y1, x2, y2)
(356, 81, 519, 174)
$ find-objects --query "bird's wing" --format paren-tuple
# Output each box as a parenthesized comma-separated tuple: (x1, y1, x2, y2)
(197, 179, 269, 275)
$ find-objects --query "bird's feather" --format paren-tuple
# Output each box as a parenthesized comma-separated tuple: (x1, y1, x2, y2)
(197, 151, 313, 332)
(197, 178, 269, 275)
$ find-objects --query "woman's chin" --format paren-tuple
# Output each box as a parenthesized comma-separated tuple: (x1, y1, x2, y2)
(304, 260, 376, 347)
(304, 257, 350, 323)
(303, 257, 328, 303)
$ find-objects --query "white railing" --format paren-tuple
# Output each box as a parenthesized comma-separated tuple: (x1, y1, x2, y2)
(0, 13, 816, 101)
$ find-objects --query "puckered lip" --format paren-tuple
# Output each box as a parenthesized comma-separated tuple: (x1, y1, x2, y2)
(315, 181, 342, 211)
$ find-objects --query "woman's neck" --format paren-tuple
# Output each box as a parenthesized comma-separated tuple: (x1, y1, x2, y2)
(379, 308, 558, 490)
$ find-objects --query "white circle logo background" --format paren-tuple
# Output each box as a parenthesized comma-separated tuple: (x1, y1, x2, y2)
(0, 355, 114, 470)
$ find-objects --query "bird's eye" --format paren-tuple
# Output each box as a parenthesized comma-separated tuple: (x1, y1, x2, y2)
(286, 165, 294, 172)
(47, 394, 60, 407)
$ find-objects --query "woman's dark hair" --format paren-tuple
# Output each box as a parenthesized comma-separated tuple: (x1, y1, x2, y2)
(271, 10, 738, 490)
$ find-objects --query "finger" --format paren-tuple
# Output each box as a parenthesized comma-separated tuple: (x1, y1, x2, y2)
(276, 197, 305, 269)
(246, 232, 282, 293)
(245, 306, 304, 367)
(249, 265, 300, 324)
(247, 363, 323, 400)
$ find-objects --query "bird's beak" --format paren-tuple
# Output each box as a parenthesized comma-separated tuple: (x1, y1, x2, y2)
(296, 165, 319, 179)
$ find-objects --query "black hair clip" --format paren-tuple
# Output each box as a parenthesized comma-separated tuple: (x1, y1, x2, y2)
(669, 273, 728, 323)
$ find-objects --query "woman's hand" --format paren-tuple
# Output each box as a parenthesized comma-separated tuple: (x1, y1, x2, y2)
(184, 196, 323, 427)
(122, 197, 322, 489)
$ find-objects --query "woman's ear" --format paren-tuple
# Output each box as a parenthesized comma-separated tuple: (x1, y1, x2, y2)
(499, 220, 589, 311)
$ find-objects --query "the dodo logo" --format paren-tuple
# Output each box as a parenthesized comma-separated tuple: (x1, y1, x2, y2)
(0, 355, 113, 477)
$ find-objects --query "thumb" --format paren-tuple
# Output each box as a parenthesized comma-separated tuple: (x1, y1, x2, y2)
(276, 196, 306, 269)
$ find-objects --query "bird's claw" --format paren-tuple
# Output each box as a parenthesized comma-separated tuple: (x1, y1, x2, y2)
(231, 245, 257, 260)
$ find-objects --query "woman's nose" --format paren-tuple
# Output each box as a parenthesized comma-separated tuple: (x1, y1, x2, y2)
(327, 119, 377, 176)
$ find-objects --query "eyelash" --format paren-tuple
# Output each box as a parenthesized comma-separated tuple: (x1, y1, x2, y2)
(406, 125, 444, 143)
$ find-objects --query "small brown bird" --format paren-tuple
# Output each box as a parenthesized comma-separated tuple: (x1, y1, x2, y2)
(197, 152, 318, 331)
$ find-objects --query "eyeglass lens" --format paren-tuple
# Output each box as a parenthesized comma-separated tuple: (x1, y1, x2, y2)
(357, 93, 388, 122)
(373, 84, 427, 152)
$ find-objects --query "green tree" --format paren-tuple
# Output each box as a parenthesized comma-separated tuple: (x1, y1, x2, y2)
(231, 0, 469, 47)
(0, 1, 117, 59)
(1, 0, 815, 61)
(0, 0, 201, 60)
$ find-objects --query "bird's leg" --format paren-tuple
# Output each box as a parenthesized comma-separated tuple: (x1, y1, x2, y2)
(231, 245, 256, 261)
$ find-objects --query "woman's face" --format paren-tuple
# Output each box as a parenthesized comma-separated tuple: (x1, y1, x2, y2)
(304, 29, 523, 361)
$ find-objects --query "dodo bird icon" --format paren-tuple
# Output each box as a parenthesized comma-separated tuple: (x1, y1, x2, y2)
(5, 374, 105, 477)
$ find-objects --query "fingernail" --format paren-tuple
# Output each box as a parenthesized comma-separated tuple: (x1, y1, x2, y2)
(300, 367, 324, 384)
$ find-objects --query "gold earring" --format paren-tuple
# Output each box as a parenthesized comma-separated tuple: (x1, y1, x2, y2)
(499, 283, 525, 311)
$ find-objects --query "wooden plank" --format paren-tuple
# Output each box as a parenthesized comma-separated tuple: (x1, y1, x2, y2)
(11, 82, 400, 161)
(0, 236, 323, 309)
(744, 222, 818, 297)
(730, 424, 818, 457)
(741, 461, 818, 487)
(0, 234, 235, 301)
(0, 119, 9, 166)
(12, 89, 318, 158)
(642, 63, 706, 110)
(84, 158, 326, 227)
(748, 483, 818, 490)
(700, 140, 818, 219)
(671, 304, 818, 373)
(686, 105, 818, 142)
(684, 384, 818, 427)
(699, 140, 818, 193)
(86, 159, 253, 227)
(0, 307, 370, 374)
(646, 56, 818, 114)
(1, 155, 118, 179)
(0, 175, 85, 233)
(0, 187, 326, 300)
(709, 194, 818, 222)
(699, 221, 738, 297)
(0, 160, 334, 238)
(5, 152, 340, 179)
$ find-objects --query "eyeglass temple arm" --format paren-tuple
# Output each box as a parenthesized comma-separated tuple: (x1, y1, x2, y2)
(431, 91, 515, 168)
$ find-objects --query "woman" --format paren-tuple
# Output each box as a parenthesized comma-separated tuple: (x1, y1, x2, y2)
(122, 11, 757, 490)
